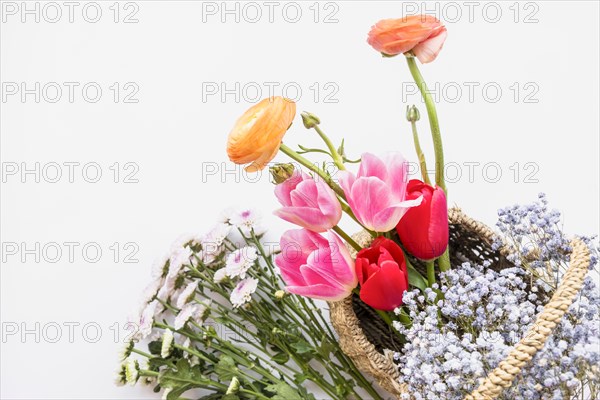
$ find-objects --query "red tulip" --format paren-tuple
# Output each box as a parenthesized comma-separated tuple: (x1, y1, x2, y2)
(355, 237, 409, 311)
(396, 180, 449, 260)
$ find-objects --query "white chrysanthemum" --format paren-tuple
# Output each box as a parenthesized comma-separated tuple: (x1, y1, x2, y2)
(200, 223, 232, 264)
(174, 303, 200, 330)
(140, 276, 164, 305)
(213, 268, 228, 283)
(135, 300, 159, 340)
(168, 246, 193, 278)
(157, 275, 177, 301)
(218, 207, 236, 224)
(115, 362, 127, 386)
(124, 357, 139, 385)
(225, 247, 257, 279)
(229, 208, 262, 236)
(176, 281, 198, 309)
(170, 233, 201, 251)
(118, 340, 134, 361)
(161, 329, 174, 358)
(151, 253, 170, 278)
(230, 278, 258, 308)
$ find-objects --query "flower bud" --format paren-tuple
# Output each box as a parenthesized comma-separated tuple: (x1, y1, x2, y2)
(301, 111, 321, 129)
(226, 377, 240, 394)
(274, 290, 286, 300)
(270, 163, 295, 184)
(406, 105, 420, 122)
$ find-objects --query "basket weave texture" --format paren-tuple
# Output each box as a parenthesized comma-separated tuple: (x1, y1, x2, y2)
(329, 208, 591, 399)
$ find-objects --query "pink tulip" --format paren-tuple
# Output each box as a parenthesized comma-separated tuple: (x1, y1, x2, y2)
(274, 170, 342, 232)
(275, 229, 357, 301)
(338, 152, 423, 232)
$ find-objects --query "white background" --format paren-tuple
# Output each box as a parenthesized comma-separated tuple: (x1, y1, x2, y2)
(1, 1, 598, 399)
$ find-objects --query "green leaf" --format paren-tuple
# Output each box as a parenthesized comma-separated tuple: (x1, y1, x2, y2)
(317, 336, 335, 359)
(264, 382, 303, 400)
(159, 359, 211, 399)
(289, 340, 313, 355)
(406, 260, 427, 291)
(221, 395, 241, 400)
(271, 350, 290, 365)
(215, 355, 237, 381)
(148, 340, 162, 355)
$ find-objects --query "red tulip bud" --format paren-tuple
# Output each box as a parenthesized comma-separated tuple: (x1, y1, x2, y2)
(356, 237, 408, 311)
(396, 180, 449, 260)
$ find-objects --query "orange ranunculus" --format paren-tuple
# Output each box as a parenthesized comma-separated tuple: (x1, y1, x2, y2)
(226, 97, 296, 172)
(367, 15, 447, 63)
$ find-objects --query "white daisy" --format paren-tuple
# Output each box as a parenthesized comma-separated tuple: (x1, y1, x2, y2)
(170, 233, 200, 251)
(214, 268, 228, 283)
(161, 329, 174, 358)
(151, 253, 170, 278)
(124, 357, 139, 385)
(135, 300, 159, 340)
(118, 340, 134, 361)
(200, 223, 232, 264)
(174, 303, 200, 330)
(176, 281, 198, 309)
(229, 208, 262, 236)
(157, 275, 177, 301)
(225, 246, 258, 279)
(230, 278, 258, 308)
(218, 207, 236, 224)
(115, 363, 127, 386)
(168, 246, 193, 278)
(140, 276, 164, 305)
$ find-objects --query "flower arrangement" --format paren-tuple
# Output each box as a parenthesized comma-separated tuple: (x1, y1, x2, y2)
(119, 14, 599, 400)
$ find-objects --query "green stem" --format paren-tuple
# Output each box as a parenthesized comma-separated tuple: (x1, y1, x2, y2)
(332, 225, 362, 252)
(279, 142, 345, 199)
(438, 249, 451, 272)
(405, 55, 445, 193)
(405, 54, 451, 272)
(410, 119, 432, 185)
(312, 125, 346, 170)
(426, 261, 436, 287)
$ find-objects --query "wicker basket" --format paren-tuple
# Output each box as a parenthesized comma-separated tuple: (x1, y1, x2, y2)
(329, 208, 591, 399)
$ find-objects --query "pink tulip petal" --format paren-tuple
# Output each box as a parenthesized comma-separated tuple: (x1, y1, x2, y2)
(326, 232, 357, 287)
(274, 207, 331, 232)
(276, 262, 306, 287)
(315, 179, 342, 221)
(413, 27, 447, 64)
(372, 195, 423, 232)
(286, 284, 350, 302)
(300, 264, 339, 287)
(274, 170, 303, 206)
(357, 153, 388, 182)
(290, 179, 319, 208)
(383, 153, 409, 202)
(349, 177, 394, 231)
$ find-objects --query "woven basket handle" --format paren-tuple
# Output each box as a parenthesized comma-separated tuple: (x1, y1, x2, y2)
(465, 239, 591, 399)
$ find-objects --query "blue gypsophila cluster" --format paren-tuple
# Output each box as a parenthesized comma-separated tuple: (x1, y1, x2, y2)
(395, 195, 600, 400)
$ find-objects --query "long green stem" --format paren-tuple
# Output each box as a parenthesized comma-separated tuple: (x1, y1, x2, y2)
(313, 125, 346, 170)
(332, 225, 362, 252)
(426, 260, 436, 287)
(405, 54, 451, 272)
(405, 55, 445, 193)
(410, 119, 432, 185)
(279, 142, 345, 199)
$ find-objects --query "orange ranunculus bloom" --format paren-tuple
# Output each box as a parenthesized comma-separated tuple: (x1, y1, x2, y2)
(226, 97, 296, 172)
(367, 15, 447, 63)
